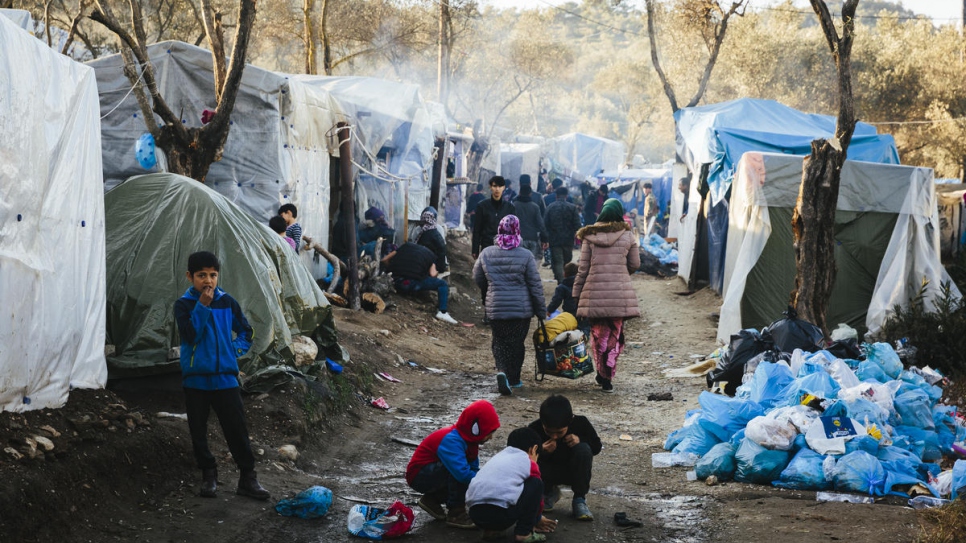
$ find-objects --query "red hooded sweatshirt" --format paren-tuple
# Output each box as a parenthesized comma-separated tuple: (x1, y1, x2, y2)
(405, 400, 501, 485)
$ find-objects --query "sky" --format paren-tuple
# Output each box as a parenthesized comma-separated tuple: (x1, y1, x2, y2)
(480, 0, 964, 27)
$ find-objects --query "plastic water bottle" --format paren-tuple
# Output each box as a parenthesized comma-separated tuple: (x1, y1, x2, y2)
(686, 470, 697, 481)
(815, 491, 875, 504)
(651, 452, 699, 468)
(908, 496, 950, 510)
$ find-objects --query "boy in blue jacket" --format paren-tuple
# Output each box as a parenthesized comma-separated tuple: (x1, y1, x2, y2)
(174, 251, 269, 500)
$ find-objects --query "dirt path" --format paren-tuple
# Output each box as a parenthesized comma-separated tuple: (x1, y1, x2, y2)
(0, 236, 923, 542)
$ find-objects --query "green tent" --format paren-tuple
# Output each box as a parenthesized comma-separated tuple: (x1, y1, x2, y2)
(718, 152, 955, 342)
(105, 173, 336, 377)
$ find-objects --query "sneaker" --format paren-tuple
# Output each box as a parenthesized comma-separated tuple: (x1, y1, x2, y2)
(510, 381, 524, 389)
(543, 485, 561, 511)
(595, 373, 606, 386)
(417, 495, 446, 521)
(572, 498, 594, 521)
(601, 381, 614, 393)
(446, 507, 476, 529)
(496, 373, 512, 396)
(435, 311, 458, 325)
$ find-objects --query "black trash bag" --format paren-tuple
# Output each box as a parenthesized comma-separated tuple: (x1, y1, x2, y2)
(707, 329, 770, 395)
(742, 349, 786, 382)
(761, 307, 824, 354)
(826, 338, 862, 361)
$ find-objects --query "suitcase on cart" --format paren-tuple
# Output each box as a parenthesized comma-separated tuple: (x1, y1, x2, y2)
(534, 319, 594, 381)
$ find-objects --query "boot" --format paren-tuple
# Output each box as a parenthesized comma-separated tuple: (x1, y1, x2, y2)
(236, 470, 270, 500)
(200, 468, 217, 498)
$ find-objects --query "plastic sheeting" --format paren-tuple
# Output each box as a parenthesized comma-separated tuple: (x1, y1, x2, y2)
(549, 133, 625, 182)
(500, 143, 542, 193)
(718, 152, 958, 343)
(293, 75, 435, 233)
(104, 173, 333, 377)
(0, 15, 107, 412)
(89, 41, 336, 279)
(598, 167, 673, 219)
(674, 98, 899, 205)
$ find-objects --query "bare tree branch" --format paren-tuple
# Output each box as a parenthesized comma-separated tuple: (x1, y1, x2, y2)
(199, 0, 227, 101)
(645, 0, 679, 113)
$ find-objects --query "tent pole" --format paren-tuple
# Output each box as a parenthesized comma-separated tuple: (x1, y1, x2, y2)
(338, 122, 360, 310)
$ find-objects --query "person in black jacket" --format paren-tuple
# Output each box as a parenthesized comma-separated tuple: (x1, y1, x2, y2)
(544, 187, 582, 284)
(527, 395, 602, 522)
(472, 176, 516, 259)
(547, 262, 578, 316)
(513, 184, 548, 260)
(382, 243, 457, 324)
(415, 206, 448, 274)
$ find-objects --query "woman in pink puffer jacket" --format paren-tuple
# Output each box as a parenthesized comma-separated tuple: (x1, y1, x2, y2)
(572, 198, 641, 393)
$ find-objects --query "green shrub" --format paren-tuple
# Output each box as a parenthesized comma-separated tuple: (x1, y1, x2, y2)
(876, 281, 966, 379)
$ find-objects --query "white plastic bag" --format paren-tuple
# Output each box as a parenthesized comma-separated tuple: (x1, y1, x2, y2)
(933, 470, 954, 498)
(830, 323, 858, 342)
(825, 358, 860, 389)
(805, 416, 867, 455)
(745, 406, 814, 451)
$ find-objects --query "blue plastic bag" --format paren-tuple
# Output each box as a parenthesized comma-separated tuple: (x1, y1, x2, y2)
(275, 486, 333, 519)
(697, 392, 764, 438)
(855, 360, 890, 383)
(833, 451, 887, 496)
(135, 132, 157, 170)
(952, 459, 966, 500)
(844, 435, 879, 456)
(734, 438, 791, 484)
(695, 442, 737, 481)
(844, 397, 889, 428)
(779, 371, 841, 406)
(746, 362, 795, 410)
(672, 419, 724, 457)
(865, 342, 903, 379)
(894, 389, 936, 430)
(774, 448, 830, 490)
(894, 426, 942, 462)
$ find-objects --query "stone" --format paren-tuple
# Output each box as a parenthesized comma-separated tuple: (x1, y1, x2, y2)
(278, 444, 299, 462)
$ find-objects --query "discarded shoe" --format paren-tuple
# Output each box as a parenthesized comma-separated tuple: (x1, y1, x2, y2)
(572, 498, 594, 521)
(200, 467, 217, 498)
(445, 506, 476, 529)
(435, 311, 458, 324)
(417, 495, 446, 521)
(543, 485, 561, 511)
(236, 470, 270, 500)
(613, 512, 643, 528)
(497, 373, 512, 396)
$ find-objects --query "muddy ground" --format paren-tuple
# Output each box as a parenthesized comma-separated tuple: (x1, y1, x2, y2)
(0, 234, 927, 542)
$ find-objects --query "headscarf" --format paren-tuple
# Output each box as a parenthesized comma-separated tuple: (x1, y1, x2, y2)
(420, 206, 438, 233)
(495, 214, 522, 250)
(596, 198, 625, 223)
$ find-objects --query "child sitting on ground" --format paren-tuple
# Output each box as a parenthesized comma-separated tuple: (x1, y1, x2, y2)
(527, 395, 602, 521)
(547, 262, 579, 317)
(173, 251, 270, 500)
(467, 428, 558, 543)
(268, 215, 297, 251)
(406, 399, 501, 529)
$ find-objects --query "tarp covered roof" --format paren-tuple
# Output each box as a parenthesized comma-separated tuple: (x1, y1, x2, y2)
(675, 98, 900, 204)
(0, 14, 107, 412)
(104, 173, 334, 378)
(549, 133, 626, 182)
(718, 152, 957, 342)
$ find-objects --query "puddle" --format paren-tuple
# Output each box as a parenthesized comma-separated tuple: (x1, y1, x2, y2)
(596, 487, 710, 542)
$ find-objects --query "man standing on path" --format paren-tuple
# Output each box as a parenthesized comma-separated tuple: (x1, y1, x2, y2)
(544, 186, 581, 284)
(466, 184, 486, 229)
(583, 183, 608, 226)
(472, 176, 516, 259)
(642, 182, 658, 237)
(514, 184, 548, 261)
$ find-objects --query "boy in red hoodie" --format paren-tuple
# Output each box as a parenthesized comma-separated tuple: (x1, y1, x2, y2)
(406, 399, 501, 529)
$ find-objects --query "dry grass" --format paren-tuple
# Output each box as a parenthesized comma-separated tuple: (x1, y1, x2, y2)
(917, 499, 966, 543)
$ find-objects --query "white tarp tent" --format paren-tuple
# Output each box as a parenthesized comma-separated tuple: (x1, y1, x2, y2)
(293, 75, 435, 238)
(718, 152, 958, 343)
(89, 41, 339, 278)
(549, 133, 625, 183)
(0, 14, 107, 412)
(500, 143, 542, 193)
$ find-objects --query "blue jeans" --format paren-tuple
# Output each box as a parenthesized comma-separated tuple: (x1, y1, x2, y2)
(395, 276, 449, 312)
(410, 461, 468, 508)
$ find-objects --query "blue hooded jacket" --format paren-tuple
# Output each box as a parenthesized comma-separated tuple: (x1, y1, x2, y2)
(174, 286, 253, 390)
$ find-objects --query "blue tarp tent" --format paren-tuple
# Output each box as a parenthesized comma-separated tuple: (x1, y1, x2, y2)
(598, 167, 673, 220)
(674, 98, 900, 293)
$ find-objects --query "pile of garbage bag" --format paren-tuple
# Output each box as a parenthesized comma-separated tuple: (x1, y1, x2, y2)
(664, 314, 966, 499)
(639, 234, 678, 277)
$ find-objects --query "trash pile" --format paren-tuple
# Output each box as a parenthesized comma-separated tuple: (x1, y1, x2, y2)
(658, 310, 966, 504)
(639, 234, 678, 277)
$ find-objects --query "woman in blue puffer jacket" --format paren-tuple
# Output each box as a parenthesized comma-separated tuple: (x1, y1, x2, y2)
(473, 215, 546, 395)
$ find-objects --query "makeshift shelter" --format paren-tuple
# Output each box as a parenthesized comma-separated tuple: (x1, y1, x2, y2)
(549, 133, 625, 183)
(89, 41, 338, 279)
(500, 143, 542, 193)
(104, 173, 335, 379)
(0, 14, 107, 412)
(598, 167, 673, 222)
(935, 184, 966, 258)
(674, 98, 900, 293)
(718, 152, 957, 343)
(293, 75, 435, 241)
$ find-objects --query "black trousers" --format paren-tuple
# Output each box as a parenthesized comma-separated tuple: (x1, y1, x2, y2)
(539, 442, 593, 499)
(184, 387, 256, 472)
(469, 477, 543, 536)
(491, 318, 532, 385)
(410, 461, 469, 509)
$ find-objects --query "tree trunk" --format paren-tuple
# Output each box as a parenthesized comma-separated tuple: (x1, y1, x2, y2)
(791, 0, 859, 335)
(467, 120, 488, 185)
(337, 123, 360, 310)
(790, 143, 844, 334)
(436, 0, 450, 108)
(303, 0, 317, 75)
(430, 138, 445, 211)
(320, 0, 332, 75)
